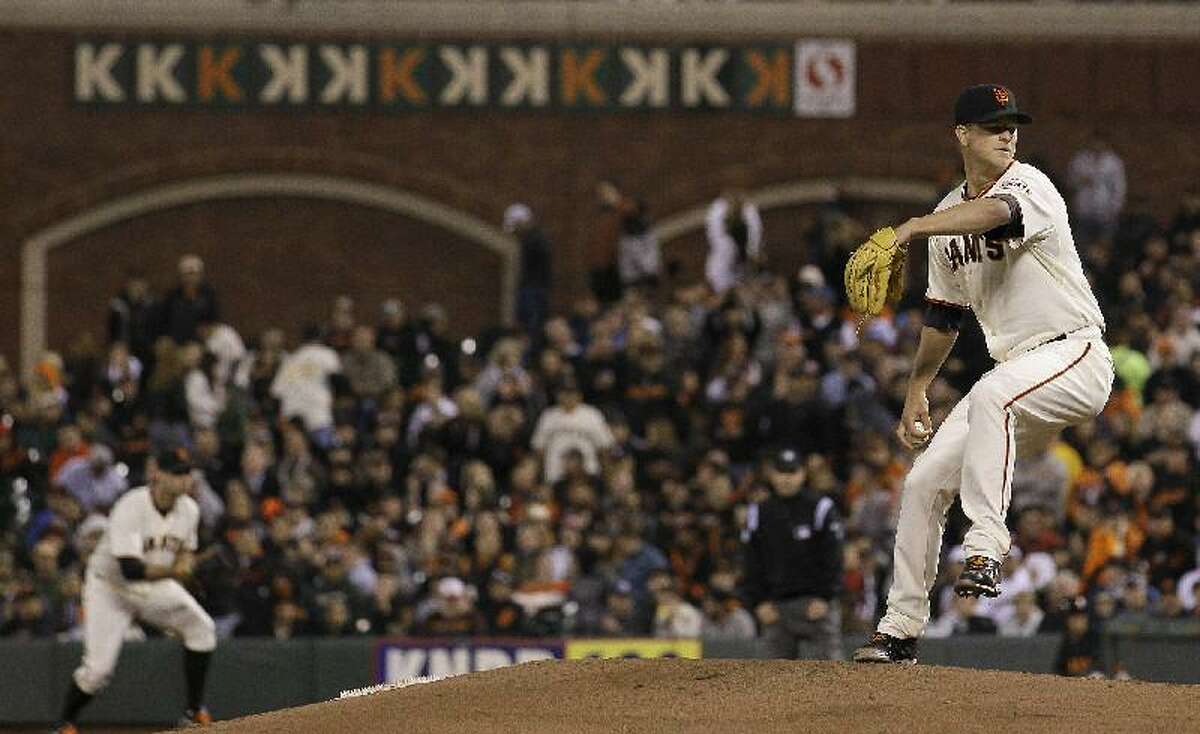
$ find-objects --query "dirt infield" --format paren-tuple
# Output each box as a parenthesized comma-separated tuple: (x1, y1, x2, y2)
(188, 659, 1200, 734)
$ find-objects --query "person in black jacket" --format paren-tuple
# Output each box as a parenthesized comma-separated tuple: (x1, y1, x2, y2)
(108, 274, 158, 370)
(158, 255, 220, 345)
(503, 203, 553, 336)
(742, 448, 844, 660)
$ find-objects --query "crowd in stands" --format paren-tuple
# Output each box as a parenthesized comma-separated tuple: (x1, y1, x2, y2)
(0, 162, 1197, 677)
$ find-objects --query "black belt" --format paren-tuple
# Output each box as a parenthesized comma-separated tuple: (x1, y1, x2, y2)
(1033, 333, 1068, 350)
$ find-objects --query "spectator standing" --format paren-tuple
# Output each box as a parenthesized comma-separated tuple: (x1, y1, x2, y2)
(197, 320, 248, 390)
(597, 180, 660, 298)
(376, 300, 416, 379)
(341, 325, 398, 405)
(742, 448, 844, 660)
(158, 255, 219, 345)
(107, 274, 158, 370)
(705, 189, 764, 295)
(504, 203, 553, 336)
(1067, 134, 1127, 245)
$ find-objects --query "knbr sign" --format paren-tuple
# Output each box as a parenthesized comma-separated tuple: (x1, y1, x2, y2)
(70, 39, 832, 115)
(376, 639, 563, 682)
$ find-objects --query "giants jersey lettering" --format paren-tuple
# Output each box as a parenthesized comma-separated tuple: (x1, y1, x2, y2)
(926, 161, 1105, 362)
(89, 487, 200, 583)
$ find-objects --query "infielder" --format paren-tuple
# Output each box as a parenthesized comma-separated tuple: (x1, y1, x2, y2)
(845, 84, 1113, 663)
(54, 449, 216, 732)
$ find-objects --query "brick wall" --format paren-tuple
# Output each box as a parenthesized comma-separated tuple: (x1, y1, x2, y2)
(3, 30, 1198, 365)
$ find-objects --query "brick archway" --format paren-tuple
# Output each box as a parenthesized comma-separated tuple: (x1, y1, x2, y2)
(20, 173, 517, 376)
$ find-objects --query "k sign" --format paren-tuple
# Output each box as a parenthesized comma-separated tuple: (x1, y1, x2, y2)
(794, 40, 856, 118)
(72, 39, 797, 114)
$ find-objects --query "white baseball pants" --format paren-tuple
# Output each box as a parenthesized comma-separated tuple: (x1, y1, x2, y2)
(878, 329, 1113, 640)
(74, 568, 216, 694)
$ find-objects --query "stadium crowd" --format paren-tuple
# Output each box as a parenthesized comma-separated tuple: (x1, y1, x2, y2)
(0, 172, 1197, 674)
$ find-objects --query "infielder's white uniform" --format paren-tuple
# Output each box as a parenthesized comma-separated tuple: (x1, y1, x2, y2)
(74, 487, 216, 694)
(878, 161, 1114, 640)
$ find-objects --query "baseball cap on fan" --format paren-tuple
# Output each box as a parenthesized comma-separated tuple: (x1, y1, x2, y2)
(954, 84, 1033, 125)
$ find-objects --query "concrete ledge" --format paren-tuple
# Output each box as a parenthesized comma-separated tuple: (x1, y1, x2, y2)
(0, 1, 1198, 41)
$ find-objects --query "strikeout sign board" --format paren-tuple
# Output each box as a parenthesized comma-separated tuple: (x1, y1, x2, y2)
(73, 38, 855, 117)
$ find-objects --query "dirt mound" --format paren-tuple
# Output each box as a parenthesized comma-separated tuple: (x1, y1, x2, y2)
(194, 659, 1200, 734)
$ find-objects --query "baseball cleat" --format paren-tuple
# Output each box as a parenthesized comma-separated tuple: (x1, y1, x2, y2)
(177, 707, 213, 727)
(955, 555, 1002, 598)
(852, 632, 918, 664)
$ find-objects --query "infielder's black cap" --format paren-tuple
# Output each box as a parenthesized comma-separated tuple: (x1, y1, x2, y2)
(154, 446, 193, 475)
(954, 84, 1033, 125)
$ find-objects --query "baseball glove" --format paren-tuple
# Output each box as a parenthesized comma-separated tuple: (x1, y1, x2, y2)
(843, 227, 906, 317)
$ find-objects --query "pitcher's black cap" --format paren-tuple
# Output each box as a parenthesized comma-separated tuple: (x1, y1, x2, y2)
(954, 84, 1032, 125)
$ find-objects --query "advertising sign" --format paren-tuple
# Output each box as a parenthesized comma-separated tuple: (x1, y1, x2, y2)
(565, 639, 702, 660)
(794, 39, 856, 118)
(376, 638, 564, 683)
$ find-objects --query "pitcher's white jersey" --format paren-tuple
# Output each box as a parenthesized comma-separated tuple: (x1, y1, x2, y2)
(926, 161, 1105, 362)
(89, 487, 199, 584)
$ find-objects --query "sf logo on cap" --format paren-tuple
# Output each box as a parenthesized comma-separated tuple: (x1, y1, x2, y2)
(992, 86, 1010, 107)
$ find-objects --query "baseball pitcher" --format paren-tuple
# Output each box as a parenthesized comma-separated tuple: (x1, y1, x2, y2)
(845, 84, 1113, 663)
(54, 449, 216, 732)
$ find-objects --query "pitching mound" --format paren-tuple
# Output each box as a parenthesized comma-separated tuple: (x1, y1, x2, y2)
(190, 658, 1200, 734)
